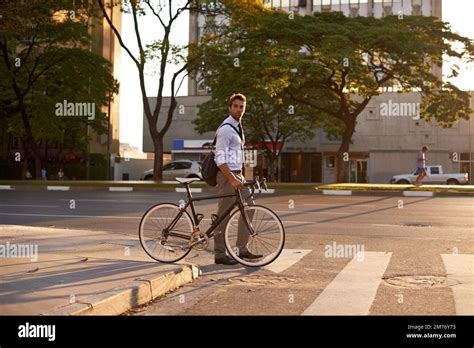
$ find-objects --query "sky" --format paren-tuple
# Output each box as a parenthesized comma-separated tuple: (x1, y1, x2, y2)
(119, 0, 474, 152)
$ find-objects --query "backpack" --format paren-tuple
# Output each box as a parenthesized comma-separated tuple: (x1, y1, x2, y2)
(201, 123, 243, 186)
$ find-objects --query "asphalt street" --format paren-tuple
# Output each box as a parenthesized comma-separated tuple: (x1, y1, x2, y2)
(1, 189, 473, 315)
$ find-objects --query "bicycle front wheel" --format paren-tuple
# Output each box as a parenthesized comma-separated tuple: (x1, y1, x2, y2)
(139, 203, 193, 263)
(224, 205, 285, 267)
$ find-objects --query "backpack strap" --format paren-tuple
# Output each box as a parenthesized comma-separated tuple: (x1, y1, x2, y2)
(212, 123, 243, 146)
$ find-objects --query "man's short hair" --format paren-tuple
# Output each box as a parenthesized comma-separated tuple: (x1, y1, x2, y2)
(422, 146, 430, 151)
(228, 93, 246, 107)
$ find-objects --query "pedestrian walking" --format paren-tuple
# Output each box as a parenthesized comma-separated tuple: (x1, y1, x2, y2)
(41, 167, 47, 180)
(415, 145, 430, 186)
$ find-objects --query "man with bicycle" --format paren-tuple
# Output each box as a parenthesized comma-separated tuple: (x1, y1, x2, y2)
(213, 93, 262, 265)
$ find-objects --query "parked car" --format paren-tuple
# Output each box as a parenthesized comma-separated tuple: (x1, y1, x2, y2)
(390, 165, 469, 185)
(141, 160, 202, 181)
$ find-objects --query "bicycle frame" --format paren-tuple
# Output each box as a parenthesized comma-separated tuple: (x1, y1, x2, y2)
(163, 184, 256, 242)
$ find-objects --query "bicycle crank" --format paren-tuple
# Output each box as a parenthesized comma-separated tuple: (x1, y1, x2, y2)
(190, 231, 209, 250)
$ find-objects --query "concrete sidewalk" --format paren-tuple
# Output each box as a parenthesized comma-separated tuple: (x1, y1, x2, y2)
(0, 225, 200, 315)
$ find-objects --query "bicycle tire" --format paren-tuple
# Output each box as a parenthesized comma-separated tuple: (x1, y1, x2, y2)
(139, 203, 194, 263)
(224, 204, 285, 267)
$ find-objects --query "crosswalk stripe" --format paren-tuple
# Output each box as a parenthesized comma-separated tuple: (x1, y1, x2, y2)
(441, 254, 474, 315)
(302, 251, 392, 315)
(264, 249, 312, 274)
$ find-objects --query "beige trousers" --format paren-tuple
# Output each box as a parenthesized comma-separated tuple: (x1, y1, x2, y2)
(214, 170, 255, 257)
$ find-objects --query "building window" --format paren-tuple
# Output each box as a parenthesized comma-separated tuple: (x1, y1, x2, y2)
(349, 0, 359, 8)
(350, 7, 359, 16)
(326, 156, 335, 168)
(411, 0, 422, 16)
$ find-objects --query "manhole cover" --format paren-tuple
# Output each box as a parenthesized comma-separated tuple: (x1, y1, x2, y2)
(384, 275, 459, 289)
(402, 223, 432, 227)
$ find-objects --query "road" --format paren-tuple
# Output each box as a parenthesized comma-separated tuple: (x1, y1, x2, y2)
(1, 189, 473, 315)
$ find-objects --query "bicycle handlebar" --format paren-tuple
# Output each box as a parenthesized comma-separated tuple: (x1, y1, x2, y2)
(241, 176, 268, 197)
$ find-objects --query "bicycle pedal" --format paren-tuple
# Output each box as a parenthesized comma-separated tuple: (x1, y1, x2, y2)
(210, 214, 218, 224)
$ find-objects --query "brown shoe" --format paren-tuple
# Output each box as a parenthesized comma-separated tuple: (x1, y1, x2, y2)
(239, 250, 263, 259)
(215, 255, 238, 265)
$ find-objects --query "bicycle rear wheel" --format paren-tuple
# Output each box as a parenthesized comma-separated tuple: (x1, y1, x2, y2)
(224, 205, 285, 267)
(139, 203, 193, 263)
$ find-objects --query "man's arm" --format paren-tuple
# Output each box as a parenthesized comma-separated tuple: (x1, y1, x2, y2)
(219, 163, 244, 189)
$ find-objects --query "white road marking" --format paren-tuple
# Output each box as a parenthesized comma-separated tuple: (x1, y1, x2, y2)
(0, 212, 320, 226)
(58, 199, 157, 203)
(275, 210, 350, 215)
(322, 190, 352, 195)
(371, 224, 401, 227)
(302, 203, 377, 207)
(0, 213, 141, 219)
(281, 220, 318, 225)
(402, 191, 434, 197)
(441, 254, 474, 315)
(302, 251, 392, 315)
(47, 186, 70, 191)
(0, 185, 13, 190)
(109, 187, 133, 192)
(264, 249, 312, 273)
(0, 204, 60, 208)
(176, 188, 202, 193)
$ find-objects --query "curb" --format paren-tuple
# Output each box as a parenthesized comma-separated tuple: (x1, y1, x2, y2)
(317, 189, 474, 197)
(1, 181, 473, 196)
(43, 264, 201, 316)
(0, 183, 280, 194)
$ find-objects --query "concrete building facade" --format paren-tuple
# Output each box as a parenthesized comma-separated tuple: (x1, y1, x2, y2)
(143, 0, 473, 184)
(143, 91, 474, 184)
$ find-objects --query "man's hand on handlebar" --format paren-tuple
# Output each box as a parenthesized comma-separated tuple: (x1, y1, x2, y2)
(231, 177, 244, 190)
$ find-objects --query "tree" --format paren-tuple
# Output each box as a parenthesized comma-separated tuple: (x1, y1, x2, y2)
(193, 1, 335, 181)
(0, 0, 118, 178)
(97, 0, 221, 180)
(254, 12, 473, 182)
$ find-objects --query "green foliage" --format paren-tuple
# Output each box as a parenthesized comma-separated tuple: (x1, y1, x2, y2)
(193, 1, 321, 160)
(192, 4, 473, 181)
(0, 0, 118, 155)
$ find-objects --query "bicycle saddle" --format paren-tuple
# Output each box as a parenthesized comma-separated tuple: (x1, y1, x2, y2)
(175, 177, 201, 184)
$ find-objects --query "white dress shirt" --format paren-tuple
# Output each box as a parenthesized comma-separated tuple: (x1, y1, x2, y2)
(214, 115, 244, 171)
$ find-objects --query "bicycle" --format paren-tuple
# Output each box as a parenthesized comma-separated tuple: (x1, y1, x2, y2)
(138, 176, 285, 267)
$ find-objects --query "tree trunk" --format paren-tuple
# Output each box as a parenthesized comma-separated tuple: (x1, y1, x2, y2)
(152, 132, 164, 181)
(336, 118, 356, 183)
(17, 97, 42, 178)
(262, 150, 280, 182)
